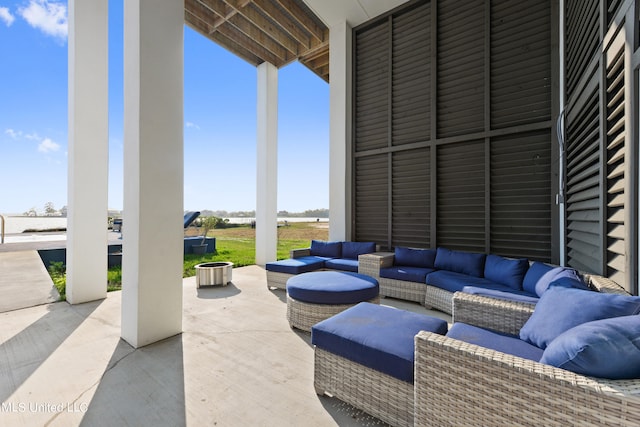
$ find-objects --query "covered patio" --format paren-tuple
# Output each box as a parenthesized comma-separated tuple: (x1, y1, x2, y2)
(0, 266, 448, 426)
(3, 0, 640, 424)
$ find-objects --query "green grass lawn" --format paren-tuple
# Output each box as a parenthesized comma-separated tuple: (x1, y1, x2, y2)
(49, 222, 328, 301)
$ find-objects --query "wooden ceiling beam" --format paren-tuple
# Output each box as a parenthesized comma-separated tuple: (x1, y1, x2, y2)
(224, 2, 299, 55)
(226, 13, 289, 61)
(216, 23, 284, 66)
(186, 0, 220, 30)
(251, 0, 311, 49)
(273, 0, 324, 42)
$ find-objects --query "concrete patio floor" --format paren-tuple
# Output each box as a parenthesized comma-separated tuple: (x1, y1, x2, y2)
(0, 265, 450, 426)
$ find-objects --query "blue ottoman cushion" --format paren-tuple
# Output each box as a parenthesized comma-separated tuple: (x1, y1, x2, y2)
(447, 322, 543, 362)
(265, 256, 328, 274)
(287, 271, 379, 304)
(312, 302, 448, 383)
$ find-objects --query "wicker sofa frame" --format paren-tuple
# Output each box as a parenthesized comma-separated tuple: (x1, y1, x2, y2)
(266, 248, 315, 290)
(314, 347, 414, 427)
(415, 281, 640, 426)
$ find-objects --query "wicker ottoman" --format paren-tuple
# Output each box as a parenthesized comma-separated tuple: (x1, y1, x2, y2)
(312, 302, 448, 427)
(286, 271, 380, 332)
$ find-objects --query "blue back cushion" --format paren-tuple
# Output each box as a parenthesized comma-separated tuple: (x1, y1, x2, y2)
(483, 254, 529, 290)
(519, 287, 640, 349)
(522, 262, 556, 294)
(540, 315, 640, 379)
(342, 241, 376, 259)
(434, 247, 486, 277)
(394, 247, 436, 268)
(310, 240, 342, 258)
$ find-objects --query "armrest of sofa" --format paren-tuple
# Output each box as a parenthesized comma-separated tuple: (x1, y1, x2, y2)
(583, 273, 630, 295)
(414, 331, 640, 426)
(358, 252, 394, 278)
(452, 292, 535, 336)
(290, 247, 311, 258)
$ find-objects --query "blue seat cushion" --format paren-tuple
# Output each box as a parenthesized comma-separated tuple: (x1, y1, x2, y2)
(310, 240, 342, 258)
(447, 322, 543, 362)
(265, 256, 328, 274)
(394, 247, 437, 268)
(286, 271, 379, 304)
(426, 270, 504, 293)
(434, 247, 486, 278)
(342, 241, 376, 259)
(380, 266, 435, 283)
(519, 286, 640, 349)
(483, 254, 529, 290)
(312, 302, 448, 383)
(540, 315, 640, 379)
(324, 258, 359, 272)
(462, 286, 539, 304)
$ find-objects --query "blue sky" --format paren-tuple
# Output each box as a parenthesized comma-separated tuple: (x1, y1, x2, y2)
(0, 0, 329, 215)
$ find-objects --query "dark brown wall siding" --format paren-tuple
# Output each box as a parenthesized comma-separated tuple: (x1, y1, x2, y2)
(352, 0, 556, 262)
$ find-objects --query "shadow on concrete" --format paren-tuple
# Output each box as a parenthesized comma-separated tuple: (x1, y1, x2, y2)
(0, 299, 102, 403)
(196, 282, 241, 299)
(80, 335, 186, 427)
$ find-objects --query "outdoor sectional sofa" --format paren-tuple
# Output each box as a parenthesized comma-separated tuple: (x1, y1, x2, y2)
(265, 240, 376, 290)
(359, 246, 593, 314)
(312, 283, 640, 427)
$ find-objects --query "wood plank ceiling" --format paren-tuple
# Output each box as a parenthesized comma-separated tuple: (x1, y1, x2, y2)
(185, 0, 330, 82)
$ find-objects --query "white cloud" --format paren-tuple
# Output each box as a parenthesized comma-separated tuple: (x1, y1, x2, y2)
(18, 0, 67, 42)
(38, 138, 60, 153)
(186, 121, 200, 130)
(0, 7, 15, 26)
(5, 128, 22, 139)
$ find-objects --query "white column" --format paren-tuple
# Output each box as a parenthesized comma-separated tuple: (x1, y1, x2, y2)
(66, 0, 109, 304)
(121, 0, 184, 348)
(255, 62, 278, 266)
(328, 21, 352, 241)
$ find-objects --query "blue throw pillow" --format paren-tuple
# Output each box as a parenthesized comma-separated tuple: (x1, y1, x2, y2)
(394, 247, 436, 268)
(341, 241, 376, 259)
(519, 287, 640, 349)
(535, 268, 581, 297)
(540, 315, 640, 379)
(310, 240, 342, 258)
(548, 276, 590, 292)
(434, 247, 486, 278)
(483, 254, 529, 290)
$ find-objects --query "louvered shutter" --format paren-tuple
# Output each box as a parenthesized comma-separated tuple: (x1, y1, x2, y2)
(436, 140, 486, 252)
(354, 21, 389, 153)
(392, 2, 430, 146)
(605, 34, 626, 287)
(392, 148, 431, 247)
(490, 131, 552, 261)
(355, 154, 389, 244)
(565, 87, 601, 273)
(437, 0, 485, 138)
(490, 0, 551, 128)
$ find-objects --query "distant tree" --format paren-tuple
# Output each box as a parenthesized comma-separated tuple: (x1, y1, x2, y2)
(44, 202, 56, 216)
(59, 205, 68, 217)
(24, 207, 37, 216)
